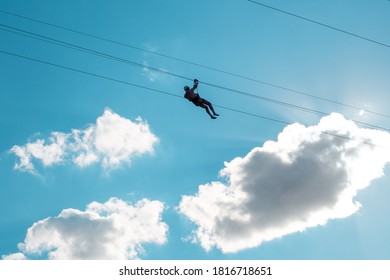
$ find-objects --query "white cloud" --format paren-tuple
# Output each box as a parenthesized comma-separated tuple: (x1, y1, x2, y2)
(12, 198, 167, 260)
(10, 109, 158, 173)
(2, 253, 27, 260)
(178, 113, 390, 253)
(10, 132, 68, 173)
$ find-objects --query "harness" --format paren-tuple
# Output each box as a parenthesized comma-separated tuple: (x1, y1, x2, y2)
(184, 79, 203, 106)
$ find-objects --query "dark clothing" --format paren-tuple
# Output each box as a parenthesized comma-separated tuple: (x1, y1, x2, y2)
(191, 95, 204, 106)
(184, 83, 199, 102)
(184, 80, 219, 119)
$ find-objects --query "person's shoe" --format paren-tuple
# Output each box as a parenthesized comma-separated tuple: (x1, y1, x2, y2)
(213, 113, 219, 116)
(211, 116, 217, 119)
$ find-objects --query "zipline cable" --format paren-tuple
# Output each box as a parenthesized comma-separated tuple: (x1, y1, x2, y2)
(0, 49, 387, 149)
(0, 49, 288, 123)
(1, 9, 389, 119)
(247, 0, 390, 49)
(1, 24, 389, 132)
(0, 24, 389, 132)
(0, 23, 191, 82)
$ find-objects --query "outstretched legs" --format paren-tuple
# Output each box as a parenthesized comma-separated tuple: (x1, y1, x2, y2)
(201, 99, 219, 119)
(200, 104, 216, 119)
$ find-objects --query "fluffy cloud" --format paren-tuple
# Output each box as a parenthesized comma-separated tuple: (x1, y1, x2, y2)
(7, 198, 168, 260)
(2, 253, 27, 260)
(179, 113, 390, 253)
(10, 132, 68, 173)
(10, 109, 158, 173)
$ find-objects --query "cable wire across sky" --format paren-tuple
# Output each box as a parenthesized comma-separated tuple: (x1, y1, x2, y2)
(1, 49, 388, 150)
(1, 9, 390, 120)
(247, 0, 390, 49)
(1, 6, 389, 144)
(0, 22, 389, 133)
(0, 49, 288, 124)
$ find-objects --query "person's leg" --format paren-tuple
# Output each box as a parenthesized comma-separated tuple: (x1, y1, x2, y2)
(203, 99, 219, 116)
(200, 104, 216, 119)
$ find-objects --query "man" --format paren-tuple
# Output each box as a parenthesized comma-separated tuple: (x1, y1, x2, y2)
(184, 79, 219, 119)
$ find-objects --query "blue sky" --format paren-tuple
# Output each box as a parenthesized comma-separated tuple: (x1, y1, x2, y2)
(1, 0, 390, 260)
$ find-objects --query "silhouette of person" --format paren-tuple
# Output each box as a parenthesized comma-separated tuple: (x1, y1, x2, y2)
(184, 79, 219, 119)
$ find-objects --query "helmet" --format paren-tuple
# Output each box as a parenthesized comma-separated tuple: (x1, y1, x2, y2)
(184, 86, 190, 91)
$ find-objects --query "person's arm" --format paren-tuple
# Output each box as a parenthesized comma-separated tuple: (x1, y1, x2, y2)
(191, 79, 199, 91)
